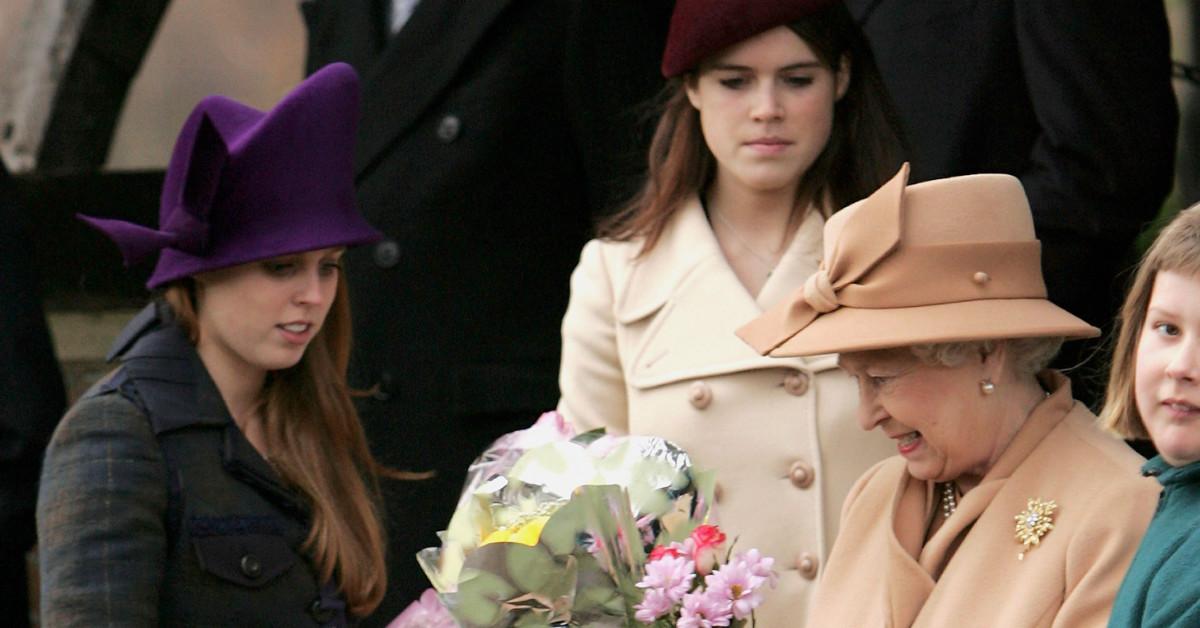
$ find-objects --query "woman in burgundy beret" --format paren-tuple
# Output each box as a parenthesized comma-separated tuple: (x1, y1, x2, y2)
(556, 0, 903, 623)
(37, 64, 393, 626)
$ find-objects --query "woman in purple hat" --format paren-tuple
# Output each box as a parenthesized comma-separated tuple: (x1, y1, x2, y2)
(556, 0, 902, 623)
(37, 63, 391, 626)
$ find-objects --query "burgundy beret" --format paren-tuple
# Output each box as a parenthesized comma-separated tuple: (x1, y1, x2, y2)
(661, 0, 840, 77)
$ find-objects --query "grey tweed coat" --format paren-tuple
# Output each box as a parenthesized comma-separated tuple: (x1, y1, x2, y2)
(37, 304, 351, 627)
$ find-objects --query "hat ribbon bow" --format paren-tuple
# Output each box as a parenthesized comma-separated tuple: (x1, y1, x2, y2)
(802, 267, 839, 313)
(77, 206, 210, 267)
(737, 163, 911, 355)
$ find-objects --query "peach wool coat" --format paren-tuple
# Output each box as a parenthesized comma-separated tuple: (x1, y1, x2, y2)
(557, 198, 895, 625)
(807, 373, 1159, 627)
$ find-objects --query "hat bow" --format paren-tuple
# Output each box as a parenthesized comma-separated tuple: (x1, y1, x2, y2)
(737, 163, 910, 354)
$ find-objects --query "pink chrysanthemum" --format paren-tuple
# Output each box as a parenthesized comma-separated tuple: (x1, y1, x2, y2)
(636, 554, 695, 603)
(634, 587, 676, 623)
(705, 559, 767, 620)
(677, 590, 733, 628)
(736, 548, 778, 589)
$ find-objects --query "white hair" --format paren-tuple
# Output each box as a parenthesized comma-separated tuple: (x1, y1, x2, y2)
(907, 338, 1064, 377)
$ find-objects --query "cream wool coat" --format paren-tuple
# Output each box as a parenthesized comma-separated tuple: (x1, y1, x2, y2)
(808, 373, 1160, 627)
(557, 197, 896, 626)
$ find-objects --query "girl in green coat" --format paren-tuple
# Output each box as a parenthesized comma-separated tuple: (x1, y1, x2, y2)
(1104, 204, 1200, 627)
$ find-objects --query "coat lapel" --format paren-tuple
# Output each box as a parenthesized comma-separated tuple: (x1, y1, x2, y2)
(887, 472, 937, 626)
(222, 425, 311, 521)
(621, 198, 829, 388)
(301, 0, 389, 72)
(354, 0, 515, 177)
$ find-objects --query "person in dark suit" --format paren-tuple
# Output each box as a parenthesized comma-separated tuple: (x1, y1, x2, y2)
(301, 1, 672, 621)
(0, 160, 66, 628)
(844, 0, 1178, 408)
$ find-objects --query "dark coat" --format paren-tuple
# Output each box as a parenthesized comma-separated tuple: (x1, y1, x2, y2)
(301, 1, 671, 620)
(845, 0, 1178, 398)
(0, 163, 65, 531)
(1, 161, 66, 627)
(37, 304, 350, 627)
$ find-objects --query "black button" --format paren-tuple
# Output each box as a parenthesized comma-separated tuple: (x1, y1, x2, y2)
(436, 114, 462, 142)
(309, 599, 336, 623)
(372, 240, 400, 268)
(239, 553, 262, 578)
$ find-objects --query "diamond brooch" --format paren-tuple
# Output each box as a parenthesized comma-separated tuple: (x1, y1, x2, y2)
(1014, 497, 1057, 560)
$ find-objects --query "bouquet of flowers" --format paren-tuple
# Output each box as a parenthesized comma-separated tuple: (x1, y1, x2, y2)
(634, 524, 775, 627)
(397, 411, 775, 627)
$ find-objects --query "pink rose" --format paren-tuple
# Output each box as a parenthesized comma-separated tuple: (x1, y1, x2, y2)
(688, 525, 727, 576)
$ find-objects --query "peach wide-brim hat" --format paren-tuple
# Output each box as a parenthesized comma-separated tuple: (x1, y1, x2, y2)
(737, 163, 1099, 357)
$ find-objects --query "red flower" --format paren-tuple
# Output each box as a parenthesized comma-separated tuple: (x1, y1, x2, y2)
(689, 525, 727, 548)
(648, 545, 684, 562)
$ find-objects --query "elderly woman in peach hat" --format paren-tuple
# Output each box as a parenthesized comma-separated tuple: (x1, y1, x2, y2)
(739, 164, 1159, 626)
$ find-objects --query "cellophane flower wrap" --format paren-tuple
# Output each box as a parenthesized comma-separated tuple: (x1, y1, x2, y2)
(416, 411, 719, 627)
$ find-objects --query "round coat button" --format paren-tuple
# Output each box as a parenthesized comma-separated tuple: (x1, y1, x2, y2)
(373, 240, 400, 268)
(714, 481, 725, 503)
(783, 370, 810, 396)
(436, 114, 462, 142)
(789, 460, 815, 489)
(797, 552, 819, 579)
(688, 381, 712, 410)
(240, 553, 262, 579)
(310, 599, 336, 623)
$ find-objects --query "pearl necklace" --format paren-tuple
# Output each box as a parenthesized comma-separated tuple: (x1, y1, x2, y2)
(939, 481, 958, 518)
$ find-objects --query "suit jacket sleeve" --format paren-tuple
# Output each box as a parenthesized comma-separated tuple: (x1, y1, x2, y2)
(1013, 0, 1177, 241)
(561, 0, 670, 216)
(557, 240, 629, 434)
(1053, 474, 1158, 627)
(37, 393, 168, 627)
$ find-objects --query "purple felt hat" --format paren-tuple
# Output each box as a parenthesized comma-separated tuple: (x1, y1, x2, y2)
(79, 62, 382, 289)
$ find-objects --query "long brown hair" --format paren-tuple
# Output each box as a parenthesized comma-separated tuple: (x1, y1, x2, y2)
(1101, 205, 1200, 440)
(600, 1, 904, 253)
(164, 277, 387, 617)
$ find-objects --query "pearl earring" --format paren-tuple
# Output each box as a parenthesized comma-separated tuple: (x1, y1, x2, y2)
(980, 379, 996, 395)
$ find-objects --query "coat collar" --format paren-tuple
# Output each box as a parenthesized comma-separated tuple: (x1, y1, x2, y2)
(113, 303, 230, 433)
(619, 196, 832, 387)
(354, 0, 515, 177)
(1143, 455, 1200, 486)
(113, 303, 303, 513)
